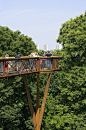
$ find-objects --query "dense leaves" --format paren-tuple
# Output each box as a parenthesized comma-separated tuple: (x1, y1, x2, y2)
(57, 12, 86, 68)
(0, 26, 38, 130)
(0, 26, 37, 57)
(42, 12, 86, 130)
(52, 49, 62, 56)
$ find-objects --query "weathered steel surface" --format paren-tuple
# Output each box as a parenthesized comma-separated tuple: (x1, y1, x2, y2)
(3, 61, 5, 76)
(23, 75, 37, 129)
(35, 109, 40, 130)
(35, 73, 40, 130)
(36, 73, 40, 111)
(38, 73, 51, 128)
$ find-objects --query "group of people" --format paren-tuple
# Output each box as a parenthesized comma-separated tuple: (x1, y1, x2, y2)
(30, 52, 39, 57)
(42, 51, 52, 69)
(4, 51, 52, 72)
(30, 51, 52, 69)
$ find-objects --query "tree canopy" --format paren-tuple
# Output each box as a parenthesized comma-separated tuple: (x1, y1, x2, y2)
(57, 12, 86, 68)
(42, 11, 86, 129)
(0, 26, 37, 57)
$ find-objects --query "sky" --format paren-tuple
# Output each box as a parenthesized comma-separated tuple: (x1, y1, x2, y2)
(0, 0, 86, 50)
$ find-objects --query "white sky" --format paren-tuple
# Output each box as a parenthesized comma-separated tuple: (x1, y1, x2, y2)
(0, 0, 86, 50)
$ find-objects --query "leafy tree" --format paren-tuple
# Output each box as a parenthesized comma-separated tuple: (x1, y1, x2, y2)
(0, 26, 38, 130)
(57, 12, 86, 68)
(42, 11, 86, 129)
(0, 26, 37, 57)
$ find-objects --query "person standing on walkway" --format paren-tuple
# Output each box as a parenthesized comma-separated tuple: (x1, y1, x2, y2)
(15, 52, 21, 71)
(42, 52, 46, 68)
(46, 51, 52, 69)
(15, 52, 21, 59)
(4, 54, 9, 71)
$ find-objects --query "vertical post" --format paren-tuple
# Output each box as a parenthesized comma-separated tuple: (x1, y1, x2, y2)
(54, 59, 55, 69)
(54, 59, 56, 69)
(37, 58, 40, 71)
(57, 59, 58, 69)
(35, 72, 40, 130)
(38, 73, 51, 128)
(3, 61, 5, 76)
(52, 58, 55, 70)
(50, 59, 51, 70)
(23, 75, 37, 129)
(36, 73, 40, 111)
(36, 59, 38, 71)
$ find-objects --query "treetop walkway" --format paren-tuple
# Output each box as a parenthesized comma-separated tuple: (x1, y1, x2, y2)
(0, 56, 62, 78)
(0, 56, 62, 130)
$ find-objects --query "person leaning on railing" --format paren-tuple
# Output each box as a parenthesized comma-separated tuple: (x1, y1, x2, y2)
(46, 51, 52, 69)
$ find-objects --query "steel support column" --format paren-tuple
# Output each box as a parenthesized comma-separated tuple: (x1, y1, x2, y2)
(38, 73, 51, 128)
(35, 73, 40, 130)
(23, 75, 37, 129)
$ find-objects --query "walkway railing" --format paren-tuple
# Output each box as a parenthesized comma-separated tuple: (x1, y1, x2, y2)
(0, 56, 62, 78)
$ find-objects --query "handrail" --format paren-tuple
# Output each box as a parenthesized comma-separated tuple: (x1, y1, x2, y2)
(0, 56, 62, 60)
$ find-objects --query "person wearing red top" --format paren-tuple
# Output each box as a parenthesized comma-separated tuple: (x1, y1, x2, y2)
(4, 54, 9, 71)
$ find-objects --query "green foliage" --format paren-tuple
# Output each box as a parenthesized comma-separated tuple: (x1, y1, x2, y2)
(37, 50, 44, 56)
(42, 11, 86, 130)
(0, 26, 38, 129)
(57, 12, 86, 68)
(43, 67, 86, 130)
(0, 26, 37, 57)
(52, 49, 62, 56)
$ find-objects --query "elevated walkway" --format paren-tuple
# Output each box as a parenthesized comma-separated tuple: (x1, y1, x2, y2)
(0, 56, 62, 129)
(0, 56, 62, 78)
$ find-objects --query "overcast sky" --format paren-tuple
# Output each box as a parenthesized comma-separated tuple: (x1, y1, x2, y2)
(0, 0, 86, 50)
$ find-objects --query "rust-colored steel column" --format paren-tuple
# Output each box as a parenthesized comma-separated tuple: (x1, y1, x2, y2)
(35, 109, 40, 130)
(52, 59, 55, 70)
(3, 61, 5, 76)
(38, 73, 51, 128)
(36, 73, 40, 111)
(23, 75, 37, 129)
(35, 72, 40, 130)
(37, 58, 40, 71)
